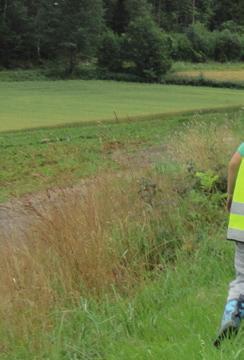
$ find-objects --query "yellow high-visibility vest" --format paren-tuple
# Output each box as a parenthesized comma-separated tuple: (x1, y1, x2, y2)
(228, 160, 244, 242)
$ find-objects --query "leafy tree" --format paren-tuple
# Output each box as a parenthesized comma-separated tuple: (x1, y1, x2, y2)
(213, 30, 241, 62)
(108, 0, 151, 33)
(2, 0, 244, 70)
(97, 30, 123, 71)
(125, 16, 171, 81)
(186, 22, 214, 61)
(111, 0, 128, 33)
(125, 0, 152, 20)
(55, 0, 104, 73)
(171, 33, 194, 61)
(220, 20, 244, 34)
(211, 0, 244, 29)
(0, 0, 30, 67)
(194, 0, 214, 27)
(22, 0, 62, 62)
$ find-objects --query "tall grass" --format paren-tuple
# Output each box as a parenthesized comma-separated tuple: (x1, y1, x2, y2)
(0, 118, 241, 357)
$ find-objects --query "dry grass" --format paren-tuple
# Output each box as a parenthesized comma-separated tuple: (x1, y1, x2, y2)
(166, 117, 241, 177)
(0, 118, 240, 350)
(0, 170, 181, 344)
(175, 70, 244, 83)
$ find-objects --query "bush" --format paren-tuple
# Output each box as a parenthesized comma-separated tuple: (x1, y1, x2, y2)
(124, 16, 172, 82)
(186, 22, 214, 62)
(213, 30, 241, 62)
(171, 33, 194, 61)
(220, 21, 244, 34)
(97, 30, 124, 72)
(239, 35, 244, 60)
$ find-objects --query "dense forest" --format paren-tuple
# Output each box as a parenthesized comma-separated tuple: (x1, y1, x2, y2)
(1, 0, 244, 80)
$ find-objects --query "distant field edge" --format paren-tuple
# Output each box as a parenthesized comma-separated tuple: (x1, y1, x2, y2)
(1, 105, 243, 135)
(166, 73, 244, 89)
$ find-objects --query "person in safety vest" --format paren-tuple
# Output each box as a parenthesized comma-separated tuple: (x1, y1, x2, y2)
(214, 143, 244, 347)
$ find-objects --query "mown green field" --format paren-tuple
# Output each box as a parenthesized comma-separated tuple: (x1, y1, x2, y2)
(1, 80, 244, 131)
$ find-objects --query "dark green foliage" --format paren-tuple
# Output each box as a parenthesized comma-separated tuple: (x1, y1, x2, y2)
(97, 31, 124, 71)
(111, 0, 129, 33)
(171, 25, 244, 63)
(125, 16, 172, 81)
(220, 20, 244, 34)
(186, 22, 214, 62)
(125, 0, 152, 21)
(241, 36, 244, 60)
(1, 0, 244, 73)
(211, 0, 244, 29)
(213, 30, 242, 62)
(0, 0, 104, 70)
(56, 0, 104, 74)
(171, 33, 194, 61)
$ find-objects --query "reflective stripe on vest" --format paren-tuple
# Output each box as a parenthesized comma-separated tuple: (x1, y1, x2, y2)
(228, 159, 244, 242)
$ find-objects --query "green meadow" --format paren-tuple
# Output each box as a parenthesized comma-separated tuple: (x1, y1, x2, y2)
(1, 80, 244, 131)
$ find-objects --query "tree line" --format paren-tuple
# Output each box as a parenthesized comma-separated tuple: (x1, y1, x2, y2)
(1, 0, 244, 81)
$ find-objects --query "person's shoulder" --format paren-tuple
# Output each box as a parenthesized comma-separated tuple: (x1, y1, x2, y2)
(237, 143, 244, 157)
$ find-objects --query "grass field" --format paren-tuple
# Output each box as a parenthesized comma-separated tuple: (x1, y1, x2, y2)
(1, 80, 244, 131)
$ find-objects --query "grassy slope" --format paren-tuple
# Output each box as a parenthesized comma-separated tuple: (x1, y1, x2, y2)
(1, 80, 244, 131)
(0, 115, 184, 202)
(1, 109, 242, 203)
(1, 110, 244, 359)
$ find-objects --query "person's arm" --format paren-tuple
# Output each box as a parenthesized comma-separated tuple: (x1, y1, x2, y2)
(226, 152, 242, 212)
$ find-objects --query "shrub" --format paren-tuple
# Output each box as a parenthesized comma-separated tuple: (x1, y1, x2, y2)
(186, 22, 214, 62)
(166, 119, 240, 181)
(124, 16, 172, 82)
(240, 35, 244, 60)
(171, 33, 194, 61)
(220, 21, 244, 34)
(213, 30, 242, 62)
